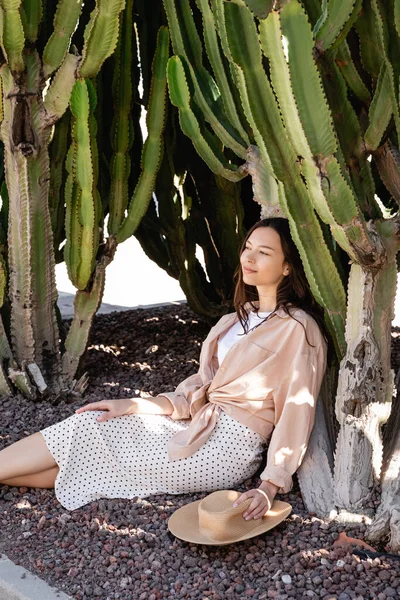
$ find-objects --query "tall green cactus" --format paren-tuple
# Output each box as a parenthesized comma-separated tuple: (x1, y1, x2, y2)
(0, 1, 168, 396)
(164, 0, 400, 549)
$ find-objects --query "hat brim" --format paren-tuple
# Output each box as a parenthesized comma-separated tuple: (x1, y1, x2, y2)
(168, 499, 292, 545)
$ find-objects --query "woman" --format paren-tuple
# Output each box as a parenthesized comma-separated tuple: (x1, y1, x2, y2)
(0, 218, 328, 521)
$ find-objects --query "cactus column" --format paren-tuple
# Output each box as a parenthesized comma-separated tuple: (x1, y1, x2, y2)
(0, 53, 62, 393)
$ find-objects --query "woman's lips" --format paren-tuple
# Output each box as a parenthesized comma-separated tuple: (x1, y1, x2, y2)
(243, 267, 257, 274)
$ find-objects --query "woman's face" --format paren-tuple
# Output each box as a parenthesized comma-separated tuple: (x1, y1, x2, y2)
(240, 226, 290, 289)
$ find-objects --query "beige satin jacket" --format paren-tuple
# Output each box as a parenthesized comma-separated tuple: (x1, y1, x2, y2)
(158, 304, 327, 493)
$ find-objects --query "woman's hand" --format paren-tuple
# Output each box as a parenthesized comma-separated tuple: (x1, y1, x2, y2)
(233, 480, 279, 521)
(75, 395, 174, 422)
(75, 398, 138, 422)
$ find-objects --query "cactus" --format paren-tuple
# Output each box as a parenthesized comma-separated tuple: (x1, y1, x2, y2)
(0, 2, 168, 397)
(164, 0, 400, 548)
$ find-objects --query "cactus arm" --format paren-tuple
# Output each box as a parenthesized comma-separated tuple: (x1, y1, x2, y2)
(20, 0, 42, 43)
(43, 53, 79, 124)
(116, 26, 169, 244)
(68, 79, 96, 290)
(373, 139, 400, 207)
(364, 63, 392, 152)
(279, 1, 380, 257)
(78, 0, 125, 80)
(166, 56, 245, 184)
(259, 13, 312, 163)
(371, 0, 400, 143)
(278, 182, 346, 358)
(62, 238, 117, 383)
(245, 145, 284, 218)
(280, 1, 336, 158)
(354, 2, 383, 79)
(42, 0, 83, 78)
(194, 0, 250, 145)
(396, 0, 400, 38)
(0, 1, 25, 73)
(163, 0, 248, 159)
(1, 55, 61, 381)
(331, 41, 370, 104)
(48, 111, 69, 254)
(314, 0, 361, 52)
(316, 50, 379, 219)
(107, 0, 133, 235)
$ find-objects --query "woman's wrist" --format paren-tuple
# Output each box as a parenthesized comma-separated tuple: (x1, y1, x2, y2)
(258, 479, 279, 501)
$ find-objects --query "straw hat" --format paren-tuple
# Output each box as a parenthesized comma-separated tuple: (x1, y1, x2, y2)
(168, 490, 292, 545)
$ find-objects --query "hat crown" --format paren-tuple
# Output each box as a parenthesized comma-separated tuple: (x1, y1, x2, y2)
(198, 491, 261, 542)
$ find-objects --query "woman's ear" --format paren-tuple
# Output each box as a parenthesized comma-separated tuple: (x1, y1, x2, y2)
(283, 263, 290, 276)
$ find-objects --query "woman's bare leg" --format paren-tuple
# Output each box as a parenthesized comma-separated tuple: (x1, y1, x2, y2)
(0, 432, 57, 483)
(1, 466, 59, 489)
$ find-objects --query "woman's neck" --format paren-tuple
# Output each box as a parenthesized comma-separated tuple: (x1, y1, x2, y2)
(256, 286, 277, 312)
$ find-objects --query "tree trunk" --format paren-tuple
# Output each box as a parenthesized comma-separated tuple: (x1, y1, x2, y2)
(333, 219, 397, 514)
(0, 52, 62, 395)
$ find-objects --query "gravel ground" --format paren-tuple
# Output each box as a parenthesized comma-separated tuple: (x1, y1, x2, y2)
(0, 304, 399, 600)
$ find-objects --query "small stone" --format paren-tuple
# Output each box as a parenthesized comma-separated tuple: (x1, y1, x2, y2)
(383, 588, 397, 597)
(379, 570, 391, 582)
(336, 560, 346, 568)
(271, 569, 282, 580)
(281, 574, 292, 585)
(338, 594, 351, 600)
(321, 558, 329, 565)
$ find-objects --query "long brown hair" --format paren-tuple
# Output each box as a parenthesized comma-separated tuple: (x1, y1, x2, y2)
(233, 218, 330, 348)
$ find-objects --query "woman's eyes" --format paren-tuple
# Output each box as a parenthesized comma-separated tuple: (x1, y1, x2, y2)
(245, 245, 268, 256)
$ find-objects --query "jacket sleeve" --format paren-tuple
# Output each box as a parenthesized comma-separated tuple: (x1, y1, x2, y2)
(259, 340, 327, 493)
(157, 373, 207, 420)
(156, 313, 231, 420)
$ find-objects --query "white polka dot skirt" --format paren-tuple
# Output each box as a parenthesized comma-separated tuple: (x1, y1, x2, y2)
(40, 411, 264, 511)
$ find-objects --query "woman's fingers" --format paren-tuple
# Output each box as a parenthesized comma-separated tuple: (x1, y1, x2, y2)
(75, 401, 111, 414)
(234, 489, 270, 520)
(75, 402, 115, 421)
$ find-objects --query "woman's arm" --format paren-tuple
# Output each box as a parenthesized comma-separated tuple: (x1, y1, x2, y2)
(75, 396, 174, 422)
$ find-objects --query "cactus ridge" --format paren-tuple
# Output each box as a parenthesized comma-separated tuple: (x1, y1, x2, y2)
(42, 0, 83, 78)
(79, 0, 126, 79)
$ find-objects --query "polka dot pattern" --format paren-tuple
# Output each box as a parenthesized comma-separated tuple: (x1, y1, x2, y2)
(40, 411, 264, 511)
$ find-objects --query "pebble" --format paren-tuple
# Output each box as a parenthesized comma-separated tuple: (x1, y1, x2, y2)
(281, 574, 292, 584)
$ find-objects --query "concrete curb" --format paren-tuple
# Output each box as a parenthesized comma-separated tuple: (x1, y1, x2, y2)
(0, 555, 73, 600)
